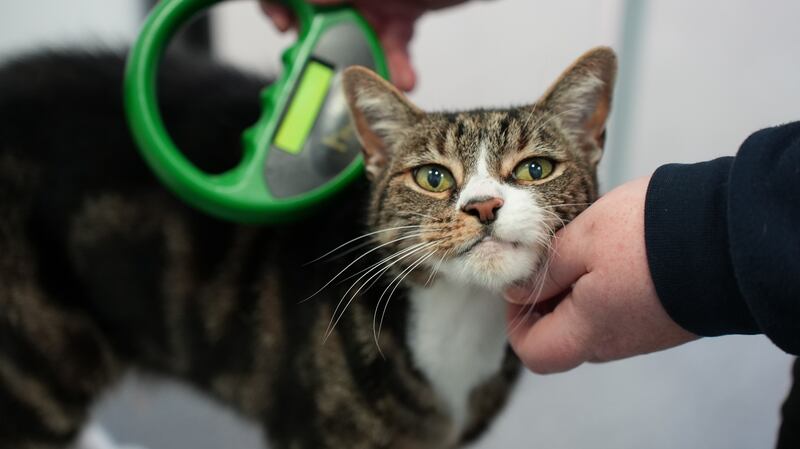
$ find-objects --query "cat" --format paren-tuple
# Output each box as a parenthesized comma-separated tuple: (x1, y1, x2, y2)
(0, 46, 616, 449)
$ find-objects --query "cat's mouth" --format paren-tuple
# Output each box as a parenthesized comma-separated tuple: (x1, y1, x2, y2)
(457, 235, 522, 256)
(438, 230, 544, 291)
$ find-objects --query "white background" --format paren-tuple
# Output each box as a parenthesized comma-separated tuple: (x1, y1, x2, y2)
(0, 1, 797, 448)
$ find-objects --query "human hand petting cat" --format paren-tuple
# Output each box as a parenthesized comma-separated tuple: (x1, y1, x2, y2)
(505, 176, 698, 374)
(260, 0, 468, 91)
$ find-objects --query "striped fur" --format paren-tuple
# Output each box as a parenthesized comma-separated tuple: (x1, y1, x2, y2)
(0, 47, 615, 448)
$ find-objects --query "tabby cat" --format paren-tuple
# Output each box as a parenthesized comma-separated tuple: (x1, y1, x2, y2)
(0, 46, 616, 448)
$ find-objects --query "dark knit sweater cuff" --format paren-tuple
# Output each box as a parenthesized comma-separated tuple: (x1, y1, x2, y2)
(644, 159, 758, 337)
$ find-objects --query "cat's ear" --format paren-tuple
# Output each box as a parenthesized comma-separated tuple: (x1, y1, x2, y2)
(342, 66, 423, 180)
(539, 47, 617, 165)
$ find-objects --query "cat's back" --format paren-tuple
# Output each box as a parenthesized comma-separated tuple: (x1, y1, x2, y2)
(0, 50, 269, 287)
(0, 50, 266, 199)
(0, 50, 272, 360)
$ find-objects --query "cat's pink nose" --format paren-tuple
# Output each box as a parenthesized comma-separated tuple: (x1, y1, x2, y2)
(462, 197, 504, 224)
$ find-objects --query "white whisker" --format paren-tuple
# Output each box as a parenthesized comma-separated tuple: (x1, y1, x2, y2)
(303, 224, 429, 266)
(324, 241, 439, 340)
(335, 239, 435, 286)
(424, 249, 451, 288)
(540, 202, 591, 209)
(373, 249, 438, 356)
(325, 241, 436, 336)
(301, 232, 431, 304)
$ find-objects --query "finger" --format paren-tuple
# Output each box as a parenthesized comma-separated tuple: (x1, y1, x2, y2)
(386, 45, 416, 92)
(260, 2, 294, 32)
(378, 20, 417, 91)
(506, 296, 591, 374)
(506, 302, 542, 332)
(504, 224, 589, 305)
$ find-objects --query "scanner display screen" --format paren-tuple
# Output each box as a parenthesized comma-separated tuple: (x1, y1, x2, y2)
(274, 58, 335, 155)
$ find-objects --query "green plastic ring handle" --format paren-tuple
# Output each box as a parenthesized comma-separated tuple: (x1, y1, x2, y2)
(124, 0, 388, 223)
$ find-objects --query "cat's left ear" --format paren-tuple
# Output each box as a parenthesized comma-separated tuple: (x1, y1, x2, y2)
(342, 66, 423, 180)
(539, 47, 618, 165)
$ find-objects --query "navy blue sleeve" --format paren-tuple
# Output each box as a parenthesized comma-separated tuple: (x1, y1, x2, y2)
(644, 121, 800, 355)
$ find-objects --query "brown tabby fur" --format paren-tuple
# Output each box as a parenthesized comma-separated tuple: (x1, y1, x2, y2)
(0, 47, 616, 448)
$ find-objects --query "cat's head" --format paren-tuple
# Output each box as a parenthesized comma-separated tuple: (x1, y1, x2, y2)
(342, 47, 617, 292)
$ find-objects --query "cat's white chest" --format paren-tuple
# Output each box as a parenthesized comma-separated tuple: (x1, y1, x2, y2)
(406, 280, 508, 434)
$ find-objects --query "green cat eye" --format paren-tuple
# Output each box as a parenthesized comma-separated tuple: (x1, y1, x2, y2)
(413, 165, 455, 193)
(513, 157, 555, 182)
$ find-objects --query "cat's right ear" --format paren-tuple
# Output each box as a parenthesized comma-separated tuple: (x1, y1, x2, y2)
(342, 66, 423, 180)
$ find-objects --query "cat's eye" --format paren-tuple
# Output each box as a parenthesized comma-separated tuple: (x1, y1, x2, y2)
(413, 165, 455, 193)
(513, 157, 555, 182)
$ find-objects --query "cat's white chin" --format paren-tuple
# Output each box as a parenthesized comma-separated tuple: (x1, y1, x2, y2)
(437, 241, 540, 292)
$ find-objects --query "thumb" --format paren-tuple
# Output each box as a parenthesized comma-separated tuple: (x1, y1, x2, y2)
(506, 295, 592, 374)
(505, 224, 589, 305)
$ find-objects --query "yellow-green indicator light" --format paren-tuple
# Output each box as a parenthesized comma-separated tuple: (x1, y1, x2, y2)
(274, 59, 335, 155)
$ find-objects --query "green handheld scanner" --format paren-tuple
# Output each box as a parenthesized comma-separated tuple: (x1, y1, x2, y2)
(124, 0, 388, 223)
